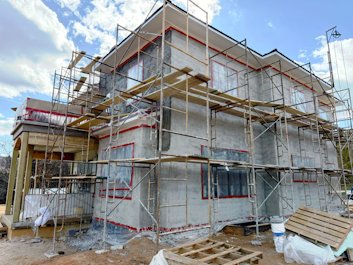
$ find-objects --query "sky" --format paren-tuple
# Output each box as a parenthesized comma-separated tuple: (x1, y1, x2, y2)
(0, 0, 352, 156)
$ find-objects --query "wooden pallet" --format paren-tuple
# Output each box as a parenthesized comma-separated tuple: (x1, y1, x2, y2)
(285, 207, 353, 250)
(165, 238, 263, 265)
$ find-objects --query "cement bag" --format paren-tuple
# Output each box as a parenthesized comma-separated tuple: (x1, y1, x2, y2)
(34, 207, 51, 227)
(149, 250, 168, 265)
(283, 235, 335, 265)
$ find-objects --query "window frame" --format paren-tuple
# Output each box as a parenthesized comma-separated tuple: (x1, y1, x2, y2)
(99, 142, 135, 200)
(318, 105, 329, 121)
(200, 145, 249, 199)
(210, 60, 238, 96)
(127, 60, 144, 89)
(290, 87, 307, 112)
(293, 172, 317, 183)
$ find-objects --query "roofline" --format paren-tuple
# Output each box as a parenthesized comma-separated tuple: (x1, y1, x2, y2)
(100, 0, 330, 88)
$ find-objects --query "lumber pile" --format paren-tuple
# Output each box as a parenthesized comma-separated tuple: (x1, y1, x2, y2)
(164, 238, 263, 265)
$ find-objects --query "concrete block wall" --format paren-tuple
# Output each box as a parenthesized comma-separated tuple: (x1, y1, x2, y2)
(93, 122, 157, 231)
(92, 28, 342, 231)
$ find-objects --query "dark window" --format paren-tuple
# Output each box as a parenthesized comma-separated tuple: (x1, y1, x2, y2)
(293, 172, 317, 183)
(201, 146, 249, 199)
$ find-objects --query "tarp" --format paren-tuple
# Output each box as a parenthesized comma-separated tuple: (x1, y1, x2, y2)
(149, 250, 168, 265)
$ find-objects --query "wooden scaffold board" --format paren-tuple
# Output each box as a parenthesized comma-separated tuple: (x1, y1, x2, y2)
(165, 238, 263, 265)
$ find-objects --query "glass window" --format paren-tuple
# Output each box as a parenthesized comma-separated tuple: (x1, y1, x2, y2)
(201, 146, 249, 198)
(291, 88, 307, 112)
(293, 172, 317, 182)
(291, 155, 315, 167)
(127, 60, 143, 88)
(99, 143, 134, 199)
(211, 61, 238, 96)
(319, 107, 329, 120)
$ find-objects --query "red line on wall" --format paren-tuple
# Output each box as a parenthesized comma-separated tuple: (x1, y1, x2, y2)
(112, 26, 325, 97)
(25, 107, 80, 118)
(98, 124, 156, 140)
(98, 142, 135, 200)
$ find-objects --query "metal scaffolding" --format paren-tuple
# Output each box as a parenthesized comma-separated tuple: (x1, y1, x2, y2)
(29, 1, 353, 253)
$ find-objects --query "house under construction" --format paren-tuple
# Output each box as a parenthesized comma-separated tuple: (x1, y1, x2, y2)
(3, 1, 353, 247)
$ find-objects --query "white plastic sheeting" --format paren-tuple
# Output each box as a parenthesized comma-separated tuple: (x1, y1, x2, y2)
(24, 193, 94, 220)
(283, 235, 336, 265)
(34, 207, 51, 227)
(149, 250, 168, 265)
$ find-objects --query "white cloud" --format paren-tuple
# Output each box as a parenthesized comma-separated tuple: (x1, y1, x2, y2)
(72, 0, 221, 55)
(0, 0, 221, 98)
(267, 21, 274, 28)
(174, 0, 221, 23)
(0, 115, 13, 136)
(56, 0, 80, 12)
(0, 1, 75, 98)
(298, 49, 308, 60)
(9, 0, 74, 52)
(311, 36, 353, 88)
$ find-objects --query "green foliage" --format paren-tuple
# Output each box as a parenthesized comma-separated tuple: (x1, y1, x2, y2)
(342, 147, 353, 170)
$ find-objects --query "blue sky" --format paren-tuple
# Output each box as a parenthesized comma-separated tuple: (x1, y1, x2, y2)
(0, 0, 352, 156)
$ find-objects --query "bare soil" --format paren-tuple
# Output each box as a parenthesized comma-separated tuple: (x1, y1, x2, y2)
(0, 229, 348, 265)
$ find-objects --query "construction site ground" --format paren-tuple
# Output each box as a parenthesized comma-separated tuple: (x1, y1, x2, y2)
(0, 229, 305, 265)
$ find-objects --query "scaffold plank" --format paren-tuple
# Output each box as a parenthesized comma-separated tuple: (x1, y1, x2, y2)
(91, 67, 193, 112)
(68, 51, 86, 69)
(74, 76, 87, 92)
(67, 113, 95, 127)
(81, 56, 101, 74)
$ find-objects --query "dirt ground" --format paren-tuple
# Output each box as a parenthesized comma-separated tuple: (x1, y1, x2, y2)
(0, 230, 284, 265)
(0, 229, 348, 265)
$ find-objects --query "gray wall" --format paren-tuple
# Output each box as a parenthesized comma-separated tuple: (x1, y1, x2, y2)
(92, 29, 341, 231)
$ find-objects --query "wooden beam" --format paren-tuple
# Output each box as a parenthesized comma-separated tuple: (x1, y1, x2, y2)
(74, 76, 87, 92)
(22, 146, 33, 200)
(91, 67, 193, 112)
(181, 242, 224, 256)
(67, 113, 95, 127)
(223, 252, 263, 265)
(5, 148, 19, 215)
(32, 151, 75, 161)
(198, 247, 241, 262)
(28, 132, 98, 150)
(13, 132, 29, 222)
(68, 51, 86, 69)
(81, 56, 101, 74)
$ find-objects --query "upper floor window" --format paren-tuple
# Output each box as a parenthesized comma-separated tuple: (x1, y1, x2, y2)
(211, 61, 238, 96)
(319, 107, 329, 120)
(127, 60, 143, 88)
(291, 88, 307, 112)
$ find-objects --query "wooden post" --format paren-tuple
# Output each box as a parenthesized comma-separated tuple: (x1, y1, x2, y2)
(21, 145, 33, 216)
(13, 132, 29, 222)
(5, 148, 19, 215)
